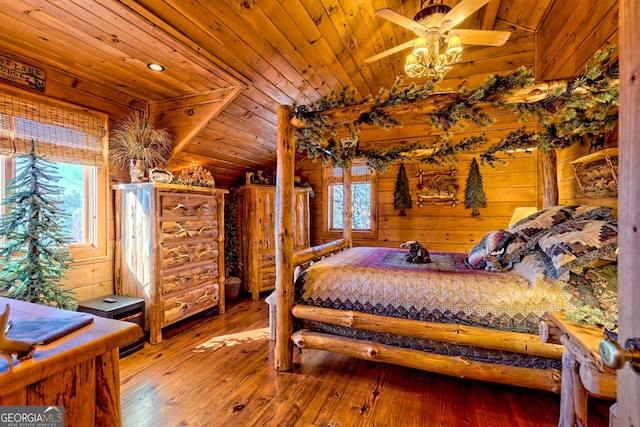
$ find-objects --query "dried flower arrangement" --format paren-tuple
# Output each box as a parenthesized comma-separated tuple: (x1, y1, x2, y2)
(109, 110, 173, 181)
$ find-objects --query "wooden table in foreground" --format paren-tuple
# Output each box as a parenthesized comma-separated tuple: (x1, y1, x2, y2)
(541, 311, 617, 427)
(0, 297, 143, 427)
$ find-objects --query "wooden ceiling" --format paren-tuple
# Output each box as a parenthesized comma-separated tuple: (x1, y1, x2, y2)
(0, 0, 618, 187)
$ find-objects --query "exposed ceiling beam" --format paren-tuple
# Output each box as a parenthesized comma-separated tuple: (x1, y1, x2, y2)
(150, 86, 243, 157)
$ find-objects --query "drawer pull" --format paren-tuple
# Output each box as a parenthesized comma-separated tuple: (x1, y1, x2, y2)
(171, 276, 189, 286)
(196, 246, 213, 260)
(164, 276, 189, 294)
(195, 291, 212, 305)
(163, 300, 189, 321)
(168, 249, 191, 262)
(195, 202, 209, 211)
(171, 203, 189, 211)
(196, 225, 211, 235)
(194, 268, 213, 282)
(173, 224, 192, 238)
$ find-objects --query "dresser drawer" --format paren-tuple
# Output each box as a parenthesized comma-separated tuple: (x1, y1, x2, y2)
(161, 264, 219, 296)
(162, 283, 220, 325)
(161, 241, 219, 269)
(159, 193, 217, 219)
(161, 219, 219, 244)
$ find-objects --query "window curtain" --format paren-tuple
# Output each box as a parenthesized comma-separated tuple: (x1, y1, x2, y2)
(0, 87, 107, 166)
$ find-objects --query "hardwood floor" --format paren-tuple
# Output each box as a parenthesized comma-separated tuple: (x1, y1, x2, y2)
(119, 296, 611, 427)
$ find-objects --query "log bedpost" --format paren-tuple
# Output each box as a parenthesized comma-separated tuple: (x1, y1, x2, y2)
(541, 149, 559, 208)
(342, 162, 353, 247)
(274, 104, 295, 371)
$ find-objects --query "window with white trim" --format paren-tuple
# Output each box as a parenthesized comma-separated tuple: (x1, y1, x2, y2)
(324, 160, 377, 239)
(0, 87, 108, 260)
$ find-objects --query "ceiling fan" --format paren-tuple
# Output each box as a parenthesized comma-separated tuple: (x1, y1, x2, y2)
(367, 0, 511, 79)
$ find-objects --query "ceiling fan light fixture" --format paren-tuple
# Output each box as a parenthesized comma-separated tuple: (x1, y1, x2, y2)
(413, 36, 429, 57)
(404, 53, 426, 78)
(404, 29, 461, 80)
(445, 33, 463, 56)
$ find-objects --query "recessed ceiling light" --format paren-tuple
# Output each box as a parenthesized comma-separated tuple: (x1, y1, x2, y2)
(147, 63, 165, 72)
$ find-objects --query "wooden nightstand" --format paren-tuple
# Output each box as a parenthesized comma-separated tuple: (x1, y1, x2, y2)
(541, 311, 617, 427)
(77, 295, 145, 357)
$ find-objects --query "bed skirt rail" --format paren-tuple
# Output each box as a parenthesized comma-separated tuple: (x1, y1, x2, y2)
(292, 304, 565, 360)
(292, 329, 563, 394)
(293, 239, 350, 267)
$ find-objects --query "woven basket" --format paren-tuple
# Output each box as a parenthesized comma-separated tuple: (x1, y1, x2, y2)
(225, 277, 242, 301)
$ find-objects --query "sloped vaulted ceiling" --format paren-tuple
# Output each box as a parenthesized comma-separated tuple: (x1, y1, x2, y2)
(0, 0, 617, 187)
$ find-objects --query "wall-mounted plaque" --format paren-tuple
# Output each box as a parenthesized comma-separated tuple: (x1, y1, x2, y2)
(0, 56, 45, 92)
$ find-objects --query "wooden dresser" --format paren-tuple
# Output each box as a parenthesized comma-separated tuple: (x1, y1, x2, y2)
(238, 184, 310, 300)
(114, 183, 227, 344)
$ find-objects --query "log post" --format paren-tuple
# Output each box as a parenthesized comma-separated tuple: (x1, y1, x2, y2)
(342, 162, 353, 247)
(619, 2, 640, 425)
(274, 105, 295, 372)
(541, 149, 558, 208)
(559, 350, 587, 427)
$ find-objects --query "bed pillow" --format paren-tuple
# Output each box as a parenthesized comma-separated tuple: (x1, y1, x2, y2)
(507, 205, 614, 252)
(537, 219, 618, 280)
(511, 250, 549, 287)
(465, 230, 515, 269)
(563, 205, 614, 222)
(507, 205, 573, 247)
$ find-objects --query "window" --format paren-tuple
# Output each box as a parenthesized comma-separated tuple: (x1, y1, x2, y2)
(324, 160, 377, 239)
(0, 87, 108, 260)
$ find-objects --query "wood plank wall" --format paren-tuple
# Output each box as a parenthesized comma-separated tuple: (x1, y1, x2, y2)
(297, 0, 619, 252)
(0, 49, 139, 302)
(298, 147, 541, 253)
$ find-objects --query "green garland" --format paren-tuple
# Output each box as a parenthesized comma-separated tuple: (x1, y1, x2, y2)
(292, 46, 618, 171)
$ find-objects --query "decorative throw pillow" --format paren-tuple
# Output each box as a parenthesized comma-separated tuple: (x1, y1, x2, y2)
(537, 219, 618, 280)
(501, 235, 527, 264)
(512, 250, 549, 287)
(507, 205, 614, 251)
(465, 230, 515, 269)
(564, 205, 614, 222)
(507, 205, 573, 247)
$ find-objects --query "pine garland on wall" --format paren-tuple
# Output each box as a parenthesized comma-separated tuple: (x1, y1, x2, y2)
(393, 163, 412, 216)
(464, 157, 487, 217)
(291, 47, 619, 171)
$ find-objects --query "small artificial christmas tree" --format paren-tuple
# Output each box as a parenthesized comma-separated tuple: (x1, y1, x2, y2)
(393, 163, 412, 216)
(0, 140, 77, 310)
(464, 157, 487, 217)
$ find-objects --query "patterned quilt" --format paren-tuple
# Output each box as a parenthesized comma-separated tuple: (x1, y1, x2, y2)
(296, 246, 570, 334)
(294, 246, 581, 370)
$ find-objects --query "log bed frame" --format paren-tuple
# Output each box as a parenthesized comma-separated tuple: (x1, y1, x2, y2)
(272, 96, 568, 393)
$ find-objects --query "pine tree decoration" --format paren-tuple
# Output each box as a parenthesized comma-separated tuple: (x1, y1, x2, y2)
(464, 157, 487, 217)
(393, 163, 412, 216)
(0, 140, 77, 310)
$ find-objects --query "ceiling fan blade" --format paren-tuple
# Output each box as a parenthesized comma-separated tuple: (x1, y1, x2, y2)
(454, 29, 511, 46)
(439, 0, 491, 31)
(365, 40, 416, 63)
(376, 8, 426, 35)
